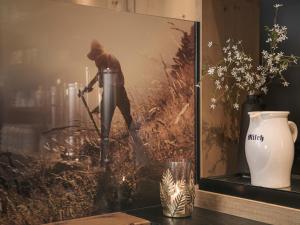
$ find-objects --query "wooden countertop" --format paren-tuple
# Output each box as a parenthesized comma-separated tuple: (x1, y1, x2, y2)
(44, 206, 268, 225)
(43, 212, 150, 225)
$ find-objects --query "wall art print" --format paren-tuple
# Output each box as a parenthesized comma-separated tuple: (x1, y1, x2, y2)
(0, 0, 196, 224)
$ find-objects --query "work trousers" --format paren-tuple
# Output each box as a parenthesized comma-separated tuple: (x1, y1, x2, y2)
(100, 85, 133, 138)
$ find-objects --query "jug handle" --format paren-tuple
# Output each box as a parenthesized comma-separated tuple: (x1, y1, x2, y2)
(288, 121, 298, 143)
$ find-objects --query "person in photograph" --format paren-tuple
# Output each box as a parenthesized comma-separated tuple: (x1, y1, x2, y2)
(80, 40, 147, 165)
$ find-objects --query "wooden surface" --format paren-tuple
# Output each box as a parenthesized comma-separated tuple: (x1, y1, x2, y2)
(43, 212, 150, 225)
(195, 189, 300, 225)
(200, 0, 260, 178)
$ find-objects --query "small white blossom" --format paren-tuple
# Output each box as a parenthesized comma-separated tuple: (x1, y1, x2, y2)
(274, 4, 283, 8)
(270, 66, 279, 73)
(266, 38, 272, 43)
(211, 98, 217, 103)
(217, 66, 227, 77)
(283, 81, 290, 87)
(262, 50, 268, 57)
(257, 66, 264, 71)
(208, 41, 213, 48)
(291, 55, 298, 64)
(246, 57, 253, 62)
(210, 104, 216, 110)
(280, 63, 288, 70)
(223, 47, 229, 53)
(267, 57, 274, 67)
(270, 24, 288, 44)
(208, 67, 215, 75)
(233, 103, 239, 110)
(231, 70, 237, 77)
(261, 86, 268, 94)
(215, 80, 222, 89)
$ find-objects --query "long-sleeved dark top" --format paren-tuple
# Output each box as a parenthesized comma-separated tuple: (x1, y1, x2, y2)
(87, 53, 125, 89)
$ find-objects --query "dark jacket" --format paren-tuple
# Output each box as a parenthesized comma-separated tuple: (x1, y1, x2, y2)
(88, 53, 125, 89)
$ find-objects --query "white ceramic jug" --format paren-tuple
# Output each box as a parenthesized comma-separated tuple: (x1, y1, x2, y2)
(245, 111, 298, 189)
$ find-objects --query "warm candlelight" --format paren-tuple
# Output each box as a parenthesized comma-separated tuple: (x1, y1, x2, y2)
(160, 161, 195, 218)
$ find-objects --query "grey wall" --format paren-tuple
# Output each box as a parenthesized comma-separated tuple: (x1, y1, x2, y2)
(261, 0, 300, 173)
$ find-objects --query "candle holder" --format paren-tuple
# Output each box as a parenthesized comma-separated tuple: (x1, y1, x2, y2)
(160, 161, 195, 218)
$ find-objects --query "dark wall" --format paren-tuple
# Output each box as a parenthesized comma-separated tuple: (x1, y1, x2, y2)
(261, 0, 300, 173)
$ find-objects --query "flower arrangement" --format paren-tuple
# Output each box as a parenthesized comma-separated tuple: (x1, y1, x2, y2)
(202, 3, 299, 110)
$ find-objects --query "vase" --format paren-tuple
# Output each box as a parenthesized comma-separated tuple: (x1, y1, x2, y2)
(245, 111, 298, 188)
(160, 161, 195, 218)
(238, 95, 265, 174)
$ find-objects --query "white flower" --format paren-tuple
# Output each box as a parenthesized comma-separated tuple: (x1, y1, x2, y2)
(262, 50, 268, 57)
(208, 67, 216, 75)
(276, 52, 284, 59)
(261, 86, 268, 94)
(267, 57, 274, 67)
(266, 38, 272, 43)
(223, 47, 229, 53)
(280, 63, 288, 70)
(246, 57, 253, 62)
(211, 98, 217, 103)
(233, 103, 239, 110)
(217, 66, 227, 77)
(257, 66, 264, 71)
(291, 55, 298, 64)
(249, 90, 255, 95)
(210, 104, 216, 110)
(226, 38, 231, 43)
(270, 66, 279, 73)
(274, 4, 283, 8)
(215, 80, 222, 90)
(208, 41, 213, 48)
(231, 70, 237, 77)
(239, 67, 245, 73)
(255, 83, 262, 89)
(245, 73, 254, 84)
(270, 24, 288, 44)
(283, 81, 290, 87)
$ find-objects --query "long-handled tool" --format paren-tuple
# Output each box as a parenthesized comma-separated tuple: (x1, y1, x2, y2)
(78, 89, 101, 139)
